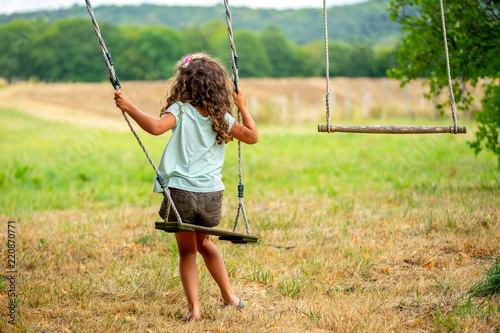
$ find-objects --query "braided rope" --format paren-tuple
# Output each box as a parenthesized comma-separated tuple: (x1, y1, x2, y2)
(223, 0, 251, 235)
(439, 0, 459, 134)
(85, 0, 117, 87)
(323, 0, 332, 132)
(85, 0, 182, 223)
(224, 0, 240, 92)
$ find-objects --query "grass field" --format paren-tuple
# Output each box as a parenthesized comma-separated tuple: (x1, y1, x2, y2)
(0, 80, 499, 332)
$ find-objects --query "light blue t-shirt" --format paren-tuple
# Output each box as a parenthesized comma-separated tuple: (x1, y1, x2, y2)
(153, 102, 235, 193)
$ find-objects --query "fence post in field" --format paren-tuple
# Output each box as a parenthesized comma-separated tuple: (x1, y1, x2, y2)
(268, 96, 275, 122)
(419, 94, 426, 112)
(382, 77, 388, 118)
(293, 91, 300, 124)
(433, 84, 439, 119)
(362, 84, 370, 118)
(280, 95, 288, 123)
(405, 84, 411, 117)
(484, 77, 491, 100)
(250, 95, 259, 121)
(457, 77, 465, 111)
(330, 89, 335, 122)
(344, 84, 351, 120)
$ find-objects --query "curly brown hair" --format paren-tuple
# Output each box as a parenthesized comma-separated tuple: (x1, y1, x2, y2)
(161, 54, 234, 144)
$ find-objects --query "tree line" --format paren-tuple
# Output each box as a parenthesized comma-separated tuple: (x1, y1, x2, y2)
(0, 18, 397, 83)
(0, 2, 403, 46)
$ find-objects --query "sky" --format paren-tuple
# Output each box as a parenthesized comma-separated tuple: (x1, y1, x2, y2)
(0, 0, 368, 15)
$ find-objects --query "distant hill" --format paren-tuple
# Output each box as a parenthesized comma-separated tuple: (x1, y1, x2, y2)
(0, 0, 401, 46)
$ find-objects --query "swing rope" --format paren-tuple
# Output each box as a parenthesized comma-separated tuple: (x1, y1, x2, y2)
(223, 0, 251, 235)
(323, 0, 332, 133)
(318, 0, 465, 135)
(224, 0, 240, 93)
(439, 0, 459, 134)
(85, 0, 183, 223)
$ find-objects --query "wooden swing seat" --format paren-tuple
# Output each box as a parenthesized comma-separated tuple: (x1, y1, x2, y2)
(155, 221, 259, 244)
(318, 124, 467, 134)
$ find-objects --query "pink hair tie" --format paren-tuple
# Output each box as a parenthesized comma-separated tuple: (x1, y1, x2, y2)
(182, 53, 204, 68)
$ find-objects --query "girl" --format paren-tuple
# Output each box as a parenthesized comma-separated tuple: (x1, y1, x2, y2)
(114, 53, 258, 321)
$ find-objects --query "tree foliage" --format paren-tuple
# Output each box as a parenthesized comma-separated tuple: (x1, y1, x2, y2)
(0, 2, 402, 46)
(135, 26, 185, 79)
(0, 19, 48, 80)
(299, 40, 326, 77)
(260, 26, 301, 78)
(0, 18, 398, 82)
(30, 19, 112, 82)
(389, 0, 500, 166)
(234, 29, 271, 78)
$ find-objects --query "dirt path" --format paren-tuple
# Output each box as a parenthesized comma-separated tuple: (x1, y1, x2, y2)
(0, 81, 166, 131)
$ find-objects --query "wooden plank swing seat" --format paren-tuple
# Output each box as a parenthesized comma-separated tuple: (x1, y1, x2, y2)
(154, 182, 259, 244)
(318, 124, 467, 134)
(155, 221, 259, 244)
(317, 0, 466, 137)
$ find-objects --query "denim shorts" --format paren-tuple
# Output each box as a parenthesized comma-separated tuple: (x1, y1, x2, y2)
(158, 188, 223, 228)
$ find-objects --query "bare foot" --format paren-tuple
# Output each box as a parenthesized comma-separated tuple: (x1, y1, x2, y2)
(184, 310, 201, 322)
(224, 295, 245, 309)
(184, 301, 201, 322)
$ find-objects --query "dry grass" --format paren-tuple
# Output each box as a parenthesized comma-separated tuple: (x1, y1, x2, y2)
(1, 190, 499, 332)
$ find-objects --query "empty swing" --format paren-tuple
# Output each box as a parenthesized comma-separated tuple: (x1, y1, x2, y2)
(317, 0, 467, 135)
(85, 0, 259, 244)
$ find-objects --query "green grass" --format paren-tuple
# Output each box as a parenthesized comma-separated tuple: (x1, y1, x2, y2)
(469, 257, 500, 297)
(1, 107, 497, 217)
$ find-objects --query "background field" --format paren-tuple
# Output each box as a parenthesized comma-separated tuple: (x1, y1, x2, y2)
(0, 79, 499, 332)
(0, 77, 483, 129)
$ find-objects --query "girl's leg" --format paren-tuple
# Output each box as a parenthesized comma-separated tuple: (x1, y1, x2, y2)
(175, 232, 201, 320)
(195, 233, 240, 307)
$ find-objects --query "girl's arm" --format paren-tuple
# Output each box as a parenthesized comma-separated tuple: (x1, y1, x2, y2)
(230, 89, 258, 144)
(114, 91, 176, 136)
